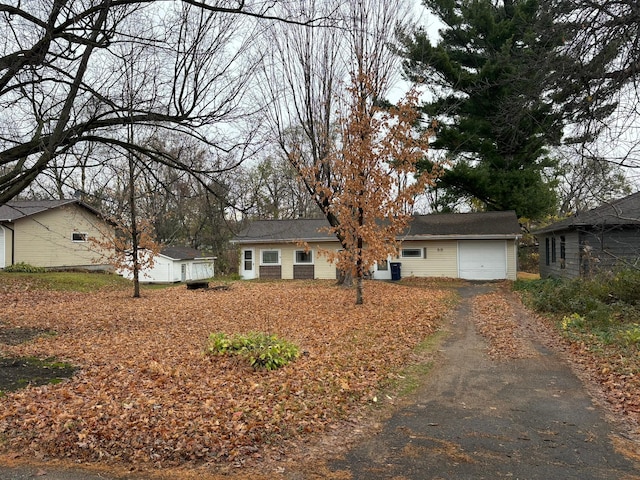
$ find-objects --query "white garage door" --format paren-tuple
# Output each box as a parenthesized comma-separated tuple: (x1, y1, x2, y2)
(458, 240, 507, 280)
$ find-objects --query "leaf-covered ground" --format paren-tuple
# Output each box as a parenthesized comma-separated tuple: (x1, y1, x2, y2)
(476, 284, 640, 445)
(0, 280, 453, 475)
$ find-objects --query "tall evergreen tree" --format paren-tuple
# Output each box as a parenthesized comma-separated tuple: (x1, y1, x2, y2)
(401, 0, 566, 219)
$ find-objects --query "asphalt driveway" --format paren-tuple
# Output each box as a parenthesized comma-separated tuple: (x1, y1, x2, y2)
(328, 284, 640, 479)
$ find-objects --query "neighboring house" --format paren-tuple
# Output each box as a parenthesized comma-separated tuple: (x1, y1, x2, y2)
(120, 246, 215, 283)
(233, 211, 521, 281)
(0, 199, 114, 270)
(535, 191, 640, 278)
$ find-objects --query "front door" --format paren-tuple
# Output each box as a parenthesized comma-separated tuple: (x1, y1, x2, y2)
(241, 249, 256, 279)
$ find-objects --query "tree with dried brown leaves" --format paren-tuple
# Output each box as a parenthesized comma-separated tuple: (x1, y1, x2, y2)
(292, 79, 436, 304)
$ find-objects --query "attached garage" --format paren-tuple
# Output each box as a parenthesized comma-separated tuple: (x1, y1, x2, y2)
(458, 240, 507, 280)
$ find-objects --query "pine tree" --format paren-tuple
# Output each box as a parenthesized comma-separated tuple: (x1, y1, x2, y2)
(402, 0, 566, 219)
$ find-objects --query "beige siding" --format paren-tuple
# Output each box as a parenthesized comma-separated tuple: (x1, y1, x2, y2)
(311, 242, 341, 279)
(506, 240, 517, 280)
(241, 238, 518, 280)
(14, 204, 113, 269)
(398, 240, 459, 278)
(254, 242, 339, 280)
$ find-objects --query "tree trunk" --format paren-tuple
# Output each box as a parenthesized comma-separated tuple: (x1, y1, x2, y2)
(337, 269, 353, 287)
(355, 274, 364, 305)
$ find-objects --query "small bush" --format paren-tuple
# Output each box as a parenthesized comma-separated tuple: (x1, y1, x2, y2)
(206, 332, 300, 371)
(206, 332, 233, 355)
(607, 269, 640, 305)
(3, 263, 45, 273)
(561, 313, 585, 331)
(617, 324, 640, 346)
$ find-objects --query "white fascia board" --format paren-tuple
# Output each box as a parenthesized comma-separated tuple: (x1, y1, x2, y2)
(402, 234, 521, 241)
(232, 237, 336, 245)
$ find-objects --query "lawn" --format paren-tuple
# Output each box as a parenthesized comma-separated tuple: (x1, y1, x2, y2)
(0, 275, 455, 476)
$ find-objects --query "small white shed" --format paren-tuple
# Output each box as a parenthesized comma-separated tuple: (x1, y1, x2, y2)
(122, 246, 215, 283)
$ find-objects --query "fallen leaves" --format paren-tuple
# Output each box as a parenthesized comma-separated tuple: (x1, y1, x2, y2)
(0, 280, 452, 471)
(472, 290, 538, 360)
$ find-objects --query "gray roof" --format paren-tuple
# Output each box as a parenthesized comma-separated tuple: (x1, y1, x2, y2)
(233, 211, 521, 244)
(535, 191, 640, 234)
(160, 246, 215, 260)
(406, 211, 520, 238)
(0, 199, 105, 222)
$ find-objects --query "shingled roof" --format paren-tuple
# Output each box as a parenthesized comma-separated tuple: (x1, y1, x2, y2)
(234, 211, 521, 244)
(160, 246, 215, 260)
(535, 191, 640, 234)
(0, 199, 105, 222)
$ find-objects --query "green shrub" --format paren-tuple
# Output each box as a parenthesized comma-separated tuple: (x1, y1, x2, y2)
(206, 331, 300, 371)
(3, 262, 45, 273)
(206, 332, 233, 355)
(607, 269, 640, 305)
(616, 324, 640, 346)
(561, 313, 585, 331)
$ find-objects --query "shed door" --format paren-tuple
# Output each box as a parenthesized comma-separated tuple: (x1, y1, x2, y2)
(458, 240, 507, 280)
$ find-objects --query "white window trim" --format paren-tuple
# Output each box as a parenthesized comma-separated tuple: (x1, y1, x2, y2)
(376, 259, 389, 271)
(401, 247, 425, 259)
(260, 249, 281, 266)
(72, 232, 88, 242)
(294, 249, 314, 265)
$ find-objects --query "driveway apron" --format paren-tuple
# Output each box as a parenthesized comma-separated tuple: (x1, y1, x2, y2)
(330, 284, 640, 479)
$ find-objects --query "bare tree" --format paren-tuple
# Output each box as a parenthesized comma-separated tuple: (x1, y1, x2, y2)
(0, 1, 328, 204)
(261, 0, 419, 294)
(554, 144, 632, 216)
(554, 0, 640, 176)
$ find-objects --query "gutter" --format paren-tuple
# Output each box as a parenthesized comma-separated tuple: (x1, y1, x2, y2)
(403, 234, 521, 241)
(232, 234, 521, 245)
(231, 237, 335, 245)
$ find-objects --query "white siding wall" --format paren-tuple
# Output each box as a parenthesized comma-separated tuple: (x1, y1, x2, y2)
(124, 257, 215, 283)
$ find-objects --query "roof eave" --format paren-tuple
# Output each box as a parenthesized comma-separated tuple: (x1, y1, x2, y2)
(234, 234, 521, 244)
(231, 237, 336, 245)
(404, 234, 521, 241)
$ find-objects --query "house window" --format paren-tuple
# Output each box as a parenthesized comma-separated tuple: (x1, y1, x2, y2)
(295, 250, 313, 264)
(72, 232, 88, 242)
(560, 236, 566, 269)
(551, 237, 557, 263)
(402, 248, 425, 259)
(545, 238, 550, 266)
(261, 250, 280, 265)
